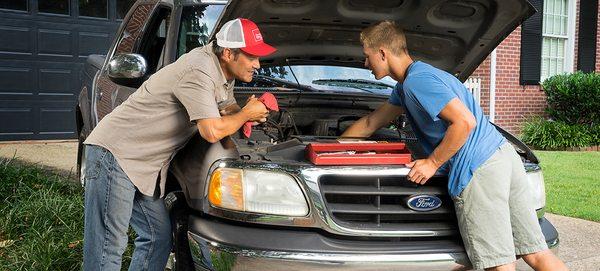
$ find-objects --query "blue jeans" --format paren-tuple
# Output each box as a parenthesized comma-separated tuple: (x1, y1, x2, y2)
(83, 145, 172, 271)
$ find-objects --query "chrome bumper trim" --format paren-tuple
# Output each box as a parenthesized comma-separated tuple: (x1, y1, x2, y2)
(188, 231, 471, 271)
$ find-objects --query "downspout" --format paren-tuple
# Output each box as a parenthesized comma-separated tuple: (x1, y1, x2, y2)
(489, 49, 497, 123)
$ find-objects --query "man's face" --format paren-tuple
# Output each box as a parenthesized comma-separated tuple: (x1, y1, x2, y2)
(363, 46, 387, 80)
(223, 49, 260, 83)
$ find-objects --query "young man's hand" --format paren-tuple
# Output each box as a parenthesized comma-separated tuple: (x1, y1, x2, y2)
(242, 95, 269, 122)
(406, 158, 440, 185)
(340, 102, 404, 138)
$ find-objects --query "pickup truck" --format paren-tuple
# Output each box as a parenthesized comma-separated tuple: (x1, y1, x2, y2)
(76, 0, 559, 270)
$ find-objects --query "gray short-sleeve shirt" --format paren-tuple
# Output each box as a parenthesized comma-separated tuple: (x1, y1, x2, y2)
(85, 42, 236, 197)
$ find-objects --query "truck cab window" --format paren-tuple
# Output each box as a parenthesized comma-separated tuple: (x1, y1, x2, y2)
(138, 7, 171, 75)
(177, 4, 224, 58)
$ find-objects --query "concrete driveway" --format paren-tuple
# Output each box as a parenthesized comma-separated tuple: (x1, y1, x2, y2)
(1, 141, 598, 270)
(0, 140, 78, 178)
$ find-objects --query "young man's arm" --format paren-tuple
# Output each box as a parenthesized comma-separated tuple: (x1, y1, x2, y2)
(407, 97, 476, 184)
(341, 102, 404, 138)
(196, 97, 268, 143)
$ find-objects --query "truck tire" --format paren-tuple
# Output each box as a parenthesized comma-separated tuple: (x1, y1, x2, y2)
(170, 195, 194, 271)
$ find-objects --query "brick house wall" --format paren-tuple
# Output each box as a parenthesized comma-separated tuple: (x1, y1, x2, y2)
(469, 0, 599, 135)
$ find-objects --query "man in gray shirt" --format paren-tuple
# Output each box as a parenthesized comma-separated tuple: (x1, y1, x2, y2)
(82, 18, 276, 270)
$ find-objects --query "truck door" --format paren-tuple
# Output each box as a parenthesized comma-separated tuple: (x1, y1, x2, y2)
(93, 0, 172, 125)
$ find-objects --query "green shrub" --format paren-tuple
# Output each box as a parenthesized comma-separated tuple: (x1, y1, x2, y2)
(541, 71, 600, 125)
(521, 118, 593, 150)
(591, 124, 600, 146)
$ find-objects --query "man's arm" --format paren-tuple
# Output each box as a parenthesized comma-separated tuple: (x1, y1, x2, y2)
(407, 98, 476, 184)
(196, 97, 268, 143)
(341, 102, 404, 138)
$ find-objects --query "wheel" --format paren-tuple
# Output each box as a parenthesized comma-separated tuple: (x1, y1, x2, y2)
(168, 193, 194, 271)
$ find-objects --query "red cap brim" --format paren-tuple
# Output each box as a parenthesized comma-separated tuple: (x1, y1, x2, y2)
(240, 42, 277, 57)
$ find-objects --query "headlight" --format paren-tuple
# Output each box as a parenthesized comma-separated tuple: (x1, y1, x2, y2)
(208, 168, 309, 216)
(526, 166, 546, 216)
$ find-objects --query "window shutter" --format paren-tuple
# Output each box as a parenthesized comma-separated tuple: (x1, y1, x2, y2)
(577, 0, 598, 73)
(520, 0, 544, 85)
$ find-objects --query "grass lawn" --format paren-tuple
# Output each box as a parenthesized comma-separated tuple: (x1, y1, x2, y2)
(0, 158, 134, 270)
(535, 151, 600, 222)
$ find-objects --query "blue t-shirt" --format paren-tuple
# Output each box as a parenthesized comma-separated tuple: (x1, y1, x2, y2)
(389, 61, 505, 197)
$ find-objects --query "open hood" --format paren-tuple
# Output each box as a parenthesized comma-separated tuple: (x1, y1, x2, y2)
(210, 0, 535, 81)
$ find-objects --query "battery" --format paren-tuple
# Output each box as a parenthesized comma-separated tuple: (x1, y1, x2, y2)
(306, 142, 412, 165)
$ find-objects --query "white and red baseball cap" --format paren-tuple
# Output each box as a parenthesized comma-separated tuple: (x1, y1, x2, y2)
(216, 18, 276, 57)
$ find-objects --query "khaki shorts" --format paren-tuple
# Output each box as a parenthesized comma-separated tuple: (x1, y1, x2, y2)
(452, 143, 548, 270)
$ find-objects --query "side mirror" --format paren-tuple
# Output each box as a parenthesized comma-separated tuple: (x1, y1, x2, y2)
(107, 53, 147, 88)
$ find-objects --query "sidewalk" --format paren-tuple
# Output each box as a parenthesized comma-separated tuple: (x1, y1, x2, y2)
(0, 140, 599, 270)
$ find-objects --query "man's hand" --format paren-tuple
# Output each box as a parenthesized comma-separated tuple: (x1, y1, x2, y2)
(341, 102, 404, 138)
(219, 104, 241, 116)
(242, 95, 269, 122)
(406, 158, 440, 185)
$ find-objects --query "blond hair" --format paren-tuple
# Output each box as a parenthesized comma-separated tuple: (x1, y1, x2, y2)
(360, 20, 407, 56)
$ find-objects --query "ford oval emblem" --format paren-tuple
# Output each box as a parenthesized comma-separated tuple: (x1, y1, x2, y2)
(406, 194, 442, 212)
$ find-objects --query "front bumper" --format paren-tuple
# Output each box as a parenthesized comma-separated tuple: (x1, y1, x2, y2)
(188, 215, 559, 271)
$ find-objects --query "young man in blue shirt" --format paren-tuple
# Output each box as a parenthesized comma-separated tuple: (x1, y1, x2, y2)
(342, 20, 567, 271)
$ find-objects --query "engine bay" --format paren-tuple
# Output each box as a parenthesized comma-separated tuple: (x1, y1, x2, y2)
(229, 105, 426, 163)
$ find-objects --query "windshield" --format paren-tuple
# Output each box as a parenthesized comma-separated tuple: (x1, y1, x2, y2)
(177, 5, 397, 96)
(252, 65, 396, 95)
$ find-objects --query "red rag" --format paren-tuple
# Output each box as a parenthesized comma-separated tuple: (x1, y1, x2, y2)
(242, 92, 279, 138)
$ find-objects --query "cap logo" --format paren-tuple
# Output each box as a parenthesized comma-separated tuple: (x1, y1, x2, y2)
(252, 28, 263, 42)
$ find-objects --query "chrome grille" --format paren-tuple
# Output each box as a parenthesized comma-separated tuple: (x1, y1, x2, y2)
(319, 175, 458, 236)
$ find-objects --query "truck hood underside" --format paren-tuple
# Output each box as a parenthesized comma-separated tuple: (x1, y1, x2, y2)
(211, 0, 535, 81)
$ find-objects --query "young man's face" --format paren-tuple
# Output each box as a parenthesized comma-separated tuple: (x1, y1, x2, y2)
(223, 49, 260, 83)
(363, 46, 388, 80)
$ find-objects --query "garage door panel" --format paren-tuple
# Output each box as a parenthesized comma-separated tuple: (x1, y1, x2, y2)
(0, 107, 34, 137)
(0, 2, 127, 141)
(0, 100, 76, 140)
(0, 66, 35, 95)
(38, 28, 73, 56)
(79, 31, 111, 57)
(0, 60, 81, 101)
(37, 62, 81, 100)
(39, 107, 75, 135)
(39, 68, 73, 96)
(0, 25, 32, 54)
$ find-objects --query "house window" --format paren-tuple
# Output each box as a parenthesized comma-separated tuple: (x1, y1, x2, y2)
(541, 0, 575, 80)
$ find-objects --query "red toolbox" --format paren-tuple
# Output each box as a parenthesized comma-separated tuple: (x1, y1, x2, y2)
(306, 142, 412, 165)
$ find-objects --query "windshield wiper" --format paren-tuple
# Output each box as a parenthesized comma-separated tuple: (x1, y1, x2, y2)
(253, 74, 319, 92)
(312, 78, 395, 93)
